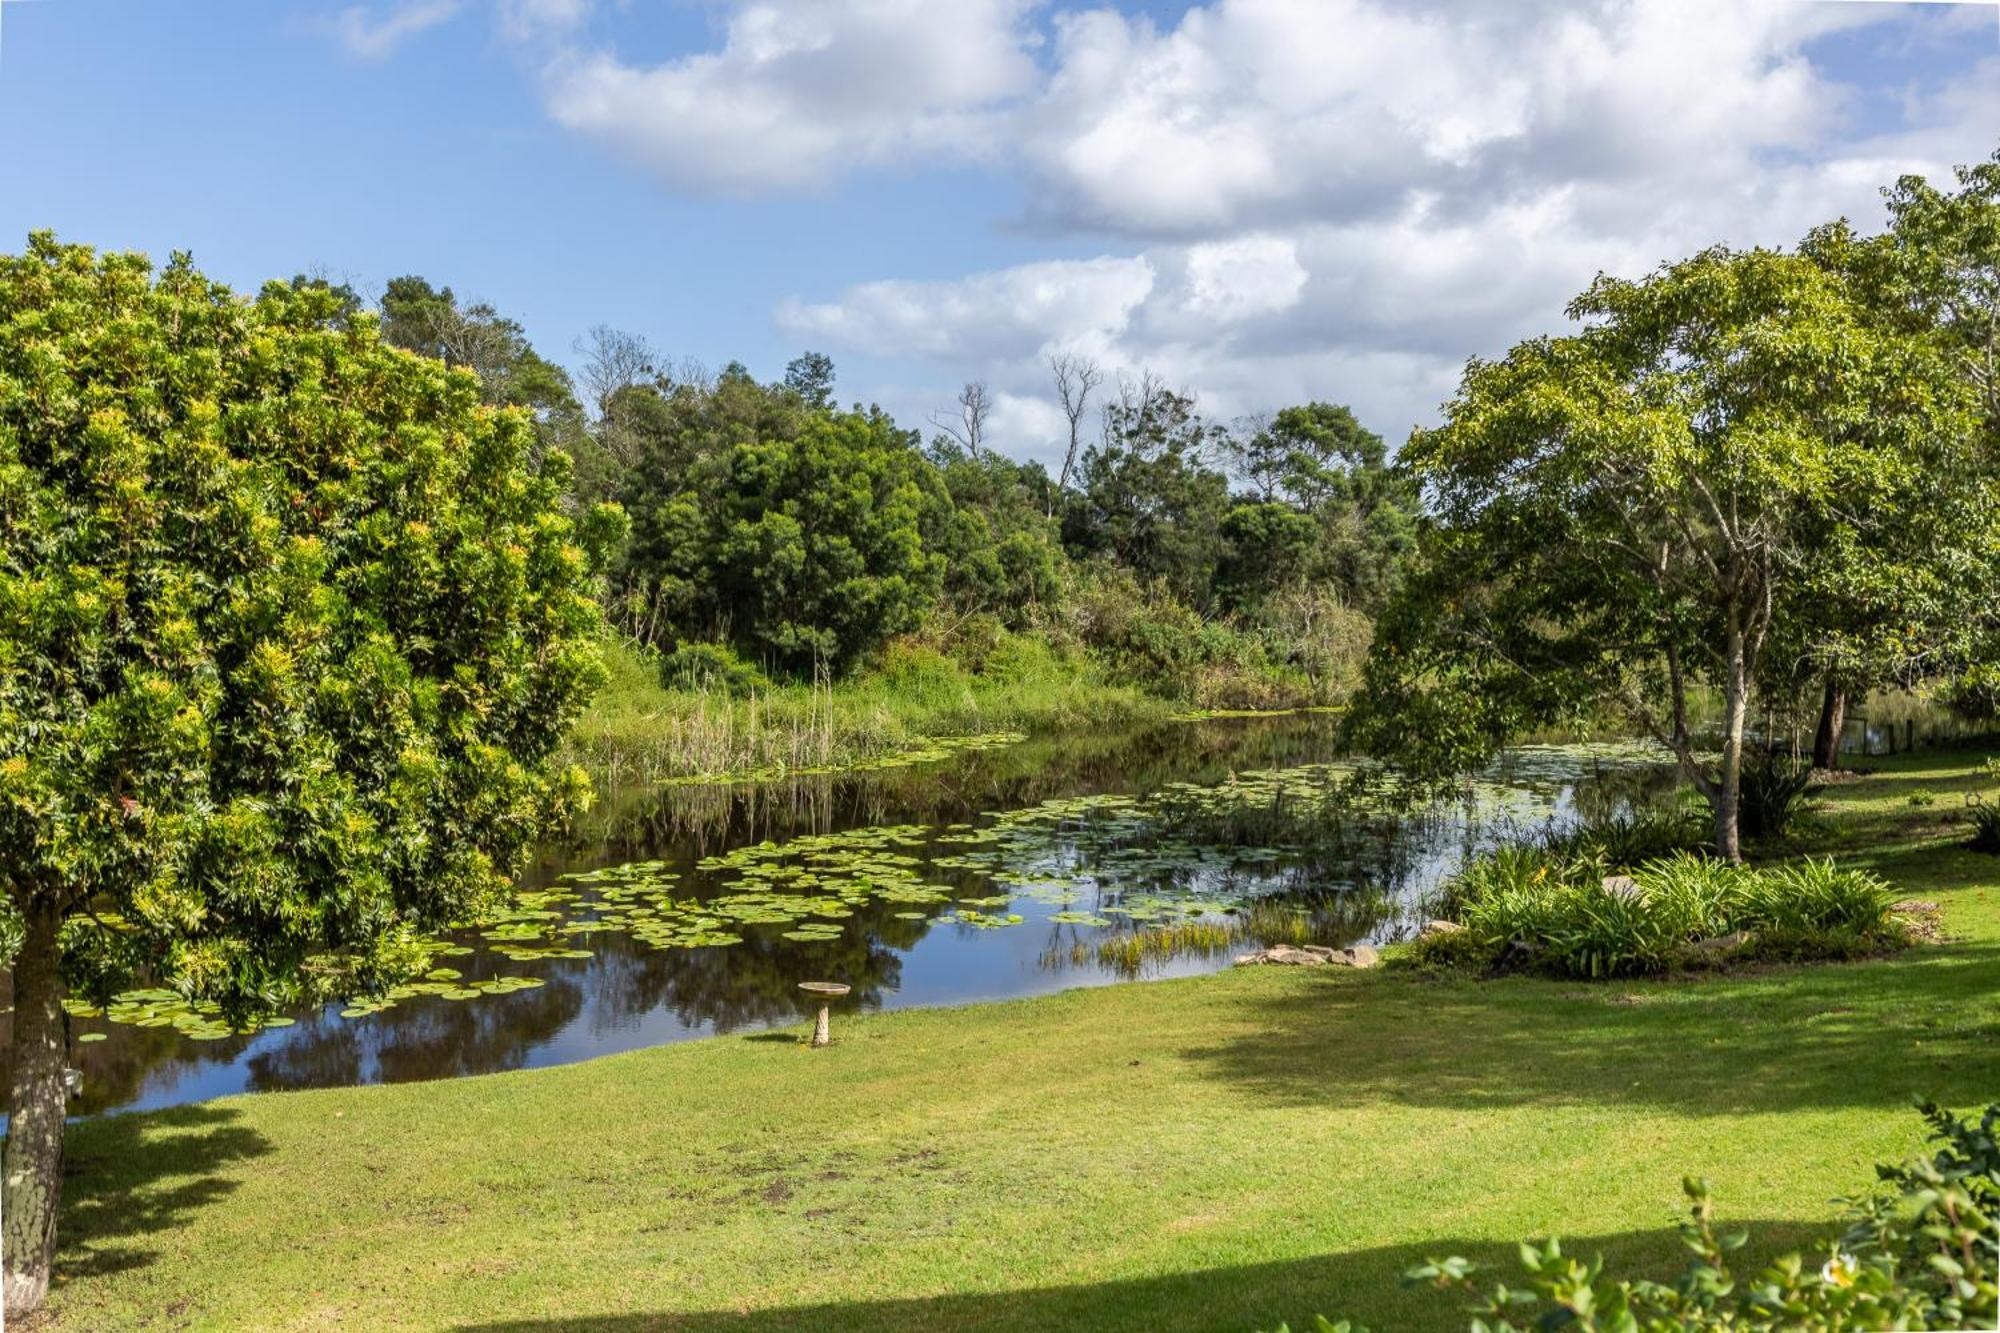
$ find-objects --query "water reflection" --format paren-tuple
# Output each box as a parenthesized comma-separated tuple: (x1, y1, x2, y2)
(15, 715, 1670, 1119)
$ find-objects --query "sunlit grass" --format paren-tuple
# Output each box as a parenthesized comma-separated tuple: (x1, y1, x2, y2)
(42, 746, 2000, 1333)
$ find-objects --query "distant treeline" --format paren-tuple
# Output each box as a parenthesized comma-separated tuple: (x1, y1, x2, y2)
(296, 273, 1419, 704)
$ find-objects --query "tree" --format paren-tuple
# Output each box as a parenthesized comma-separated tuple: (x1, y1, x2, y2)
(782, 351, 836, 410)
(1047, 351, 1102, 514)
(930, 379, 991, 459)
(1216, 501, 1317, 610)
(1347, 244, 1979, 859)
(377, 276, 589, 472)
(577, 324, 659, 418)
(0, 235, 624, 1312)
(615, 377, 946, 675)
(1227, 402, 1419, 610)
(1063, 374, 1232, 609)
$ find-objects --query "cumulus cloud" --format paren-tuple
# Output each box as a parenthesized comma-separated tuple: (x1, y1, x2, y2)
(760, 1, 1996, 456)
(452, 0, 1995, 457)
(330, 0, 466, 59)
(540, 0, 1039, 193)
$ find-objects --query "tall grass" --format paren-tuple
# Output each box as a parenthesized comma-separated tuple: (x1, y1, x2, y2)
(565, 634, 1167, 785)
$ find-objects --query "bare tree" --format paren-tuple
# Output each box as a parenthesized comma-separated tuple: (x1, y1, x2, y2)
(930, 379, 992, 459)
(1048, 351, 1102, 512)
(577, 324, 658, 418)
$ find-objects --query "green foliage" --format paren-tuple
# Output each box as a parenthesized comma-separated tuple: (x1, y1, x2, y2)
(1426, 849, 1900, 978)
(1217, 502, 1318, 611)
(1370, 1101, 1998, 1333)
(0, 232, 622, 1011)
(1539, 803, 1710, 869)
(616, 383, 943, 676)
(657, 641, 770, 696)
(1347, 240, 1984, 859)
(1736, 752, 1819, 840)
(1063, 378, 1232, 608)
(1968, 801, 2000, 853)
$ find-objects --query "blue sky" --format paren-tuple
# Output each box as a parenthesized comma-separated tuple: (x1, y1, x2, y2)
(2, 1, 1996, 463)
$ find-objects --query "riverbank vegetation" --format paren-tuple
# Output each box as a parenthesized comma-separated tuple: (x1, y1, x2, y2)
(37, 745, 2000, 1331)
(362, 284, 1404, 781)
(1348, 156, 2000, 862)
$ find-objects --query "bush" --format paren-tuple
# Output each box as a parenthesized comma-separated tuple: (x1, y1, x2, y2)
(1426, 849, 1899, 978)
(1971, 803, 2000, 854)
(658, 641, 772, 695)
(1266, 1100, 1998, 1333)
(1540, 802, 1709, 868)
(1738, 752, 1819, 839)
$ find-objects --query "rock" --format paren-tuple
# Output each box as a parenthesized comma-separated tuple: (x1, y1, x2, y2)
(1688, 930, 1751, 959)
(1234, 946, 1326, 966)
(1420, 919, 1464, 938)
(1602, 874, 1641, 902)
(1483, 937, 1542, 978)
(1232, 944, 1378, 968)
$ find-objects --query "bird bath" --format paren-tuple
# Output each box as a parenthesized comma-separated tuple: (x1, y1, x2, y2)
(797, 981, 850, 1048)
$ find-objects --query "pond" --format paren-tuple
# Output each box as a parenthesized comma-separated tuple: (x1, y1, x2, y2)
(21, 714, 1674, 1119)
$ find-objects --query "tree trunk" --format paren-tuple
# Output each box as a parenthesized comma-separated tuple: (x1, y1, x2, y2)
(1714, 616, 1747, 863)
(5, 898, 68, 1316)
(1811, 680, 1847, 772)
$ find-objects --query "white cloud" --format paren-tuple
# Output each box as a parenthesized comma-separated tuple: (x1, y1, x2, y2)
(778, 256, 1157, 364)
(539, 0, 1039, 193)
(755, 1, 1997, 457)
(465, 0, 1996, 458)
(331, 0, 465, 60)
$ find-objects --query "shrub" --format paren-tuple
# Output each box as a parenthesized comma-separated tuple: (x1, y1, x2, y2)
(1737, 752, 1819, 839)
(658, 641, 772, 696)
(1541, 802, 1709, 868)
(1426, 848, 1898, 978)
(1969, 797, 2000, 854)
(1731, 858, 1897, 959)
(1265, 1100, 1997, 1333)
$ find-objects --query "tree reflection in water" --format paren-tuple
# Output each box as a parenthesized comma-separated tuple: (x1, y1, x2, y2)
(8, 715, 1668, 1119)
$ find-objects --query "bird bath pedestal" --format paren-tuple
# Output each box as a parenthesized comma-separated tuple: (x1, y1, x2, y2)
(797, 982, 850, 1048)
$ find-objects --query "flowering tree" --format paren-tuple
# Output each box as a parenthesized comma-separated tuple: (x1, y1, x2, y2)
(0, 235, 623, 1312)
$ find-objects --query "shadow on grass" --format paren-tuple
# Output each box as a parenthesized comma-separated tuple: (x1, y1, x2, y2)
(1181, 944, 2000, 1116)
(448, 1218, 1823, 1332)
(55, 1103, 270, 1280)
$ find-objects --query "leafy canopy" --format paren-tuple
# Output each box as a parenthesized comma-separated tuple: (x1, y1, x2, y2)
(1349, 244, 1979, 843)
(0, 233, 624, 1011)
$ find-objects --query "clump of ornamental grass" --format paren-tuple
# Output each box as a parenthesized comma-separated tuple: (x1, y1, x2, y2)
(1412, 848, 1902, 979)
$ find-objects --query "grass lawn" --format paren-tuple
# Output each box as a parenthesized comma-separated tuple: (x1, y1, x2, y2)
(40, 748, 2000, 1332)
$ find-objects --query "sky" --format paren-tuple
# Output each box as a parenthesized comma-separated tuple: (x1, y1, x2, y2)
(1, 0, 1997, 468)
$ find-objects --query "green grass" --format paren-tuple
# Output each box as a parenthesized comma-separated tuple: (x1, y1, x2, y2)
(564, 635, 1170, 785)
(42, 748, 2000, 1331)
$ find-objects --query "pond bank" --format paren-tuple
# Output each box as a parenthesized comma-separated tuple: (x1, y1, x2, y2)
(42, 747, 2000, 1331)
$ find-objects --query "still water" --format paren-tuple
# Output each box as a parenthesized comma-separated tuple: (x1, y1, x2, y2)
(33, 714, 1668, 1118)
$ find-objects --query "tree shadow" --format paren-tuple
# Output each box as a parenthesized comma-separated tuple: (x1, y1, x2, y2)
(55, 1103, 271, 1280)
(447, 1219, 1823, 1332)
(1180, 945, 2000, 1116)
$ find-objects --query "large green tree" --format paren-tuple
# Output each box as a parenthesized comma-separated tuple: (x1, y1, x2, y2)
(1063, 377, 1231, 608)
(616, 377, 945, 675)
(1348, 244, 1979, 858)
(0, 236, 622, 1312)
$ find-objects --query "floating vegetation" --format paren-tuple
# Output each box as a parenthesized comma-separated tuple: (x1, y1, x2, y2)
(61, 736, 1679, 1049)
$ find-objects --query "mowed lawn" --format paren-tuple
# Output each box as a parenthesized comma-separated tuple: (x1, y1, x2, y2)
(40, 750, 2000, 1332)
